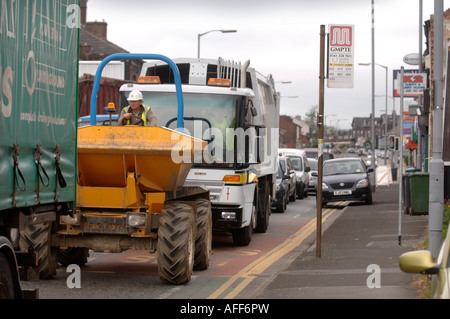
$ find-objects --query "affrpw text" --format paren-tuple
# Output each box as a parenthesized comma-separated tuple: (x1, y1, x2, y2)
(180, 303, 270, 316)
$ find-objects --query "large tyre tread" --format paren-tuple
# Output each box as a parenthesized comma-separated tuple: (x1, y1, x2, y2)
(19, 222, 57, 280)
(157, 202, 196, 285)
(194, 199, 212, 270)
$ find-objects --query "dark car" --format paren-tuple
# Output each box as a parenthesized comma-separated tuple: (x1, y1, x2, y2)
(313, 158, 373, 206)
(271, 164, 290, 213)
(279, 156, 297, 202)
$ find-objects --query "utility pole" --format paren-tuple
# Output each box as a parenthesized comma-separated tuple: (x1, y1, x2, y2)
(399, 67, 405, 245)
(370, 0, 376, 191)
(417, 0, 423, 170)
(429, 0, 445, 258)
(316, 24, 326, 258)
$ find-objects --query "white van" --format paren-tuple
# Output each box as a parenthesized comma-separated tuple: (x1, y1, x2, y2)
(278, 148, 310, 199)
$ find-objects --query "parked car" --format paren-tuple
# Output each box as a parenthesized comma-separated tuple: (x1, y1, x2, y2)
(271, 164, 290, 213)
(365, 155, 378, 168)
(308, 158, 318, 194)
(399, 230, 450, 299)
(279, 148, 310, 199)
(313, 157, 373, 206)
(278, 155, 297, 202)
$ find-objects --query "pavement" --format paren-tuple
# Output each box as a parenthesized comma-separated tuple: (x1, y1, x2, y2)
(245, 181, 430, 299)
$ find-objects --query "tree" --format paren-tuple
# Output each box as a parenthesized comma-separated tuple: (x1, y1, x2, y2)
(304, 105, 318, 147)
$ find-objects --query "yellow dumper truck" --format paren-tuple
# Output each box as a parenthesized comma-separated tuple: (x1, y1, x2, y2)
(56, 54, 212, 284)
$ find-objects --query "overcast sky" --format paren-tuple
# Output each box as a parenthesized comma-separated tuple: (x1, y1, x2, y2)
(86, 0, 448, 129)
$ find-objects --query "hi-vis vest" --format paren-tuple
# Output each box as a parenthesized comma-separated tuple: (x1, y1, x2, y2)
(124, 104, 151, 126)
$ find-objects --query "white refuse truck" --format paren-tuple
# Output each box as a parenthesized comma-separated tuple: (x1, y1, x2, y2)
(119, 58, 280, 245)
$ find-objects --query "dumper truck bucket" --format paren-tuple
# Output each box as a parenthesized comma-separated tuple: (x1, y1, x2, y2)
(77, 126, 205, 192)
(78, 53, 205, 192)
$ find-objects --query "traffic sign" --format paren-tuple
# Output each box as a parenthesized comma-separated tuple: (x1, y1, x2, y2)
(327, 25, 354, 89)
(403, 53, 424, 66)
(393, 69, 428, 97)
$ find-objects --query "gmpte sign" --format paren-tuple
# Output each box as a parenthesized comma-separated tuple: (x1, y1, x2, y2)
(328, 25, 355, 89)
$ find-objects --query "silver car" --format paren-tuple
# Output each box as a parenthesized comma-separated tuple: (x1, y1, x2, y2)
(278, 148, 310, 199)
(278, 156, 297, 202)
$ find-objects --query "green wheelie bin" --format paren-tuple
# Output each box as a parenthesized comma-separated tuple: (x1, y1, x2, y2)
(408, 172, 429, 215)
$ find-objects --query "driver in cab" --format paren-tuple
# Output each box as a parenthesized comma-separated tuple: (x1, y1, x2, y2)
(118, 89, 157, 126)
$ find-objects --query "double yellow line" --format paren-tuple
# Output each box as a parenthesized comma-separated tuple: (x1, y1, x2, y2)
(207, 204, 344, 299)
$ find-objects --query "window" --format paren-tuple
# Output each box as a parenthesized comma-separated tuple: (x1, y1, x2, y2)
(135, 91, 248, 168)
(323, 160, 364, 176)
(288, 156, 303, 171)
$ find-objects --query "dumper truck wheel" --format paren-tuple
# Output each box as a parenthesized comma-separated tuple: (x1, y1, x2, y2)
(194, 199, 212, 270)
(157, 202, 196, 284)
(58, 248, 90, 267)
(19, 221, 57, 279)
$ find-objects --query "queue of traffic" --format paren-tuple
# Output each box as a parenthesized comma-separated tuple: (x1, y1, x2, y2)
(272, 147, 376, 212)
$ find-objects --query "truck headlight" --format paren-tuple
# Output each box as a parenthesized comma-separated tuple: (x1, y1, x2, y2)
(221, 212, 236, 220)
(60, 211, 81, 226)
(127, 213, 146, 227)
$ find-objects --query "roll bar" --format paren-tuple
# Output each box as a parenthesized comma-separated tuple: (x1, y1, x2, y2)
(89, 53, 184, 130)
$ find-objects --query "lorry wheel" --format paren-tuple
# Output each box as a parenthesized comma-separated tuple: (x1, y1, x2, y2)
(194, 199, 212, 270)
(19, 222, 57, 279)
(157, 202, 196, 284)
(0, 252, 15, 299)
(232, 206, 255, 246)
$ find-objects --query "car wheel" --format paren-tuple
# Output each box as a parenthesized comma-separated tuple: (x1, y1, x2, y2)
(277, 197, 286, 213)
(297, 183, 304, 199)
(365, 190, 373, 205)
(289, 186, 296, 202)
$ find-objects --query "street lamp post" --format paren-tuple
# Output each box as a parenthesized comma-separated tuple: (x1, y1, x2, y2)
(197, 29, 237, 58)
(359, 62, 389, 164)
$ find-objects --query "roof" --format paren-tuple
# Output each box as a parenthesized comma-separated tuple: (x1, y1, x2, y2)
(324, 157, 363, 163)
(80, 26, 129, 59)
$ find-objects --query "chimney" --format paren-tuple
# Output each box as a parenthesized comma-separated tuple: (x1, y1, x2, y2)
(87, 21, 108, 39)
(80, 0, 87, 25)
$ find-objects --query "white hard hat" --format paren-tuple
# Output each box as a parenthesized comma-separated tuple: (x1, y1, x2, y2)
(127, 90, 143, 101)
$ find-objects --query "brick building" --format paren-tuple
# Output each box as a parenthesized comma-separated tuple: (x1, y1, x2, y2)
(79, 0, 142, 81)
(351, 115, 383, 147)
(279, 115, 309, 149)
